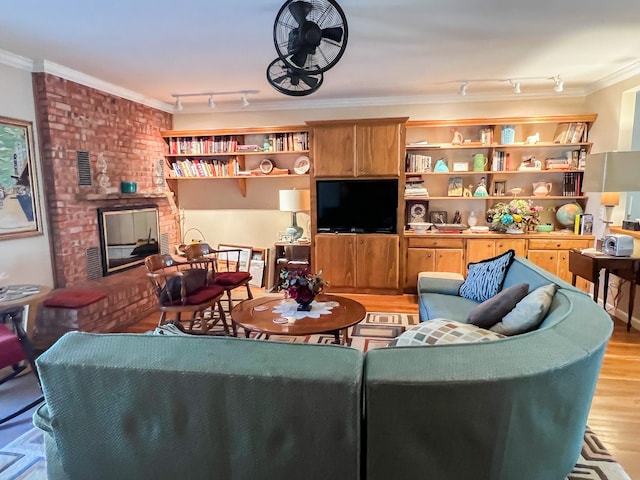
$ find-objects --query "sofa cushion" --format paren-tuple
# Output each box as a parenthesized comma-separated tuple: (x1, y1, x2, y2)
(490, 283, 557, 336)
(468, 283, 530, 329)
(459, 249, 515, 302)
(390, 319, 505, 346)
(419, 293, 479, 323)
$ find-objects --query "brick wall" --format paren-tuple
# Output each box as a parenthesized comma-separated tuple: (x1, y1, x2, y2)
(32, 72, 178, 334)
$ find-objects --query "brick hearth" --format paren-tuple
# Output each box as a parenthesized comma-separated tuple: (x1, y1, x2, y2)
(32, 72, 179, 340)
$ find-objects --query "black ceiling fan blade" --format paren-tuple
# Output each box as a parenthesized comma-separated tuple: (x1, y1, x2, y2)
(272, 73, 289, 84)
(290, 50, 309, 68)
(321, 26, 344, 43)
(298, 72, 319, 89)
(289, 1, 312, 26)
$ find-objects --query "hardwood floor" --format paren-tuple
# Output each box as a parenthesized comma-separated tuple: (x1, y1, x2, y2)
(126, 291, 640, 478)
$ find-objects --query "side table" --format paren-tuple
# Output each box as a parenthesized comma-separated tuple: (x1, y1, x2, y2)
(568, 249, 640, 331)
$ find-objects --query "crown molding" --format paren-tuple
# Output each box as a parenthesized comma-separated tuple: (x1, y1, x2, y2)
(0, 48, 34, 71)
(585, 60, 640, 95)
(32, 59, 174, 113)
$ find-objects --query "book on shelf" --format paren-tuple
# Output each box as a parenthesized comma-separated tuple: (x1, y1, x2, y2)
(562, 171, 583, 196)
(553, 122, 587, 144)
(580, 214, 593, 235)
(171, 157, 240, 177)
(405, 153, 432, 172)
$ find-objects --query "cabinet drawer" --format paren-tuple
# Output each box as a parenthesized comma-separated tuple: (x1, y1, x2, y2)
(407, 238, 464, 248)
(528, 239, 592, 250)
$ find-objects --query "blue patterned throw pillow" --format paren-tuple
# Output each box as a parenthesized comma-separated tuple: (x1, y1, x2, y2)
(459, 250, 515, 302)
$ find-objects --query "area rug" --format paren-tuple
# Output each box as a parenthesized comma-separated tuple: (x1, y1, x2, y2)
(0, 312, 631, 480)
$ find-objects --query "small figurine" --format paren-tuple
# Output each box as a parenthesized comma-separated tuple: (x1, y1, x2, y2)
(463, 184, 473, 197)
(452, 210, 462, 224)
(451, 128, 464, 145)
(473, 177, 489, 197)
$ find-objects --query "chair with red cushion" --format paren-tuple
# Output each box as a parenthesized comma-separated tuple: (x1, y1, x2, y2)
(0, 306, 44, 425)
(184, 243, 253, 318)
(144, 254, 229, 335)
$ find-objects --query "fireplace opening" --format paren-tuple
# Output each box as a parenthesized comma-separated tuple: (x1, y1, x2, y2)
(97, 205, 160, 275)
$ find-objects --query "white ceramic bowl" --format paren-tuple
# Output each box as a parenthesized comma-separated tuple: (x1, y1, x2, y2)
(409, 222, 432, 233)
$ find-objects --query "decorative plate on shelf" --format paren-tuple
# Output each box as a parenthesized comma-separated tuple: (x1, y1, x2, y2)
(293, 155, 310, 174)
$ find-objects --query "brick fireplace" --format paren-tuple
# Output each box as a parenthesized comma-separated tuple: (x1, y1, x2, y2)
(32, 72, 179, 341)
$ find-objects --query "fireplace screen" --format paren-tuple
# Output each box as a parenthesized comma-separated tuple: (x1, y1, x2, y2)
(98, 205, 160, 275)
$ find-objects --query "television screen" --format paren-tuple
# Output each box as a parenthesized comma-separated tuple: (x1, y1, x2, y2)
(316, 179, 398, 234)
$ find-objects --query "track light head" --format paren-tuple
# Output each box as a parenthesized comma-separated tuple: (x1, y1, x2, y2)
(175, 97, 183, 111)
(208, 96, 216, 109)
(459, 82, 469, 96)
(553, 76, 564, 93)
(241, 93, 250, 107)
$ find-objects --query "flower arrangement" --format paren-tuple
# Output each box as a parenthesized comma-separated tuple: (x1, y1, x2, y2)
(487, 199, 541, 232)
(280, 268, 327, 309)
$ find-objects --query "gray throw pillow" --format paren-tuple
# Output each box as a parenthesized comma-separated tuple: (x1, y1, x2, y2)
(468, 283, 530, 329)
(459, 250, 515, 303)
(490, 284, 557, 336)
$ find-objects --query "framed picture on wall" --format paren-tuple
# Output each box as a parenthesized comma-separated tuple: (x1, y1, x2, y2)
(0, 116, 42, 240)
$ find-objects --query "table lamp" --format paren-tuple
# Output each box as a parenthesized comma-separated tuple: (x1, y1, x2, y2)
(583, 151, 639, 237)
(279, 189, 310, 241)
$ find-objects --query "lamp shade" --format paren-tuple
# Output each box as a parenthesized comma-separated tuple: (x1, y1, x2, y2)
(279, 189, 310, 212)
(582, 151, 640, 192)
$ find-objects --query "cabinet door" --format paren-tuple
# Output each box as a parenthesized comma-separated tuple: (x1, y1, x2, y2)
(527, 250, 559, 276)
(466, 239, 495, 264)
(434, 249, 465, 275)
(356, 235, 400, 289)
(557, 249, 574, 283)
(405, 248, 435, 289)
(496, 239, 527, 258)
(356, 123, 402, 176)
(312, 125, 356, 177)
(314, 234, 356, 288)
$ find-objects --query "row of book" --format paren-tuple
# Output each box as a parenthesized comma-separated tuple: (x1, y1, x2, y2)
(406, 153, 432, 172)
(167, 132, 309, 155)
(562, 172, 583, 196)
(574, 213, 594, 235)
(171, 158, 240, 177)
(553, 122, 587, 144)
(405, 178, 428, 196)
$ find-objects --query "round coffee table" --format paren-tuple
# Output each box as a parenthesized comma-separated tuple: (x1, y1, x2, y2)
(231, 294, 366, 344)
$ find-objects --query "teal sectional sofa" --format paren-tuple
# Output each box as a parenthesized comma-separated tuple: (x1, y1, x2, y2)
(33, 258, 612, 480)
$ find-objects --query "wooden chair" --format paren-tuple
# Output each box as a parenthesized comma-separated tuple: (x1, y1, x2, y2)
(144, 254, 229, 335)
(0, 306, 44, 425)
(184, 243, 253, 319)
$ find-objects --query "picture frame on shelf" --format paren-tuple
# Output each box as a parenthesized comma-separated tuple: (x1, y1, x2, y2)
(430, 210, 448, 225)
(406, 200, 429, 224)
(494, 180, 506, 196)
(0, 116, 42, 240)
(447, 176, 463, 197)
(216, 244, 253, 272)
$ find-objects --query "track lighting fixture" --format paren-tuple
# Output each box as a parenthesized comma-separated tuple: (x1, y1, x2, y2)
(459, 82, 469, 96)
(553, 76, 564, 93)
(170, 90, 259, 110)
(510, 80, 521, 94)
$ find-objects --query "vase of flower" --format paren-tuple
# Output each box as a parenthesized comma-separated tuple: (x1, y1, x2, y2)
(487, 199, 540, 233)
(280, 268, 327, 311)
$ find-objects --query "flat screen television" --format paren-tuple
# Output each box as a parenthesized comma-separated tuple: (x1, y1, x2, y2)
(316, 179, 398, 234)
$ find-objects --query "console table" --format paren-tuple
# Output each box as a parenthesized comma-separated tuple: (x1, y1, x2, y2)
(568, 249, 640, 331)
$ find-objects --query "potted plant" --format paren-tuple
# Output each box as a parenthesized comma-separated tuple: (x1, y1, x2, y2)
(280, 268, 327, 311)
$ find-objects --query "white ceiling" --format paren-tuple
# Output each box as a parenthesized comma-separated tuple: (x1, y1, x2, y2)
(1, 0, 640, 113)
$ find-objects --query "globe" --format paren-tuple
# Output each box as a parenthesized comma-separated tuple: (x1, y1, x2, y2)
(556, 203, 584, 228)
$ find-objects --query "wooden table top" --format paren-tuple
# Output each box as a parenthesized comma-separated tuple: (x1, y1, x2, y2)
(231, 294, 366, 337)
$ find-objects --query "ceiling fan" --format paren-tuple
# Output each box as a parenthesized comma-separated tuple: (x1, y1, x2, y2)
(267, 0, 348, 96)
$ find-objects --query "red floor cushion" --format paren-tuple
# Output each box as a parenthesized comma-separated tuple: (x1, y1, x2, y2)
(44, 289, 107, 309)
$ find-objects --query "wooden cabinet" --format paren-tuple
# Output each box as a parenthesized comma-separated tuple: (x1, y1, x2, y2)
(315, 234, 399, 291)
(161, 126, 309, 196)
(308, 117, 407, 177)
(466, 238, 526, 264)
(404, 237, 465, 288)
(527, 238, 592, 290)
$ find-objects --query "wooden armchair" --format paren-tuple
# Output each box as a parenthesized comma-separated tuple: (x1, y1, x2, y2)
(144, 254, 229, 335)
(184, 243, 253, 317)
